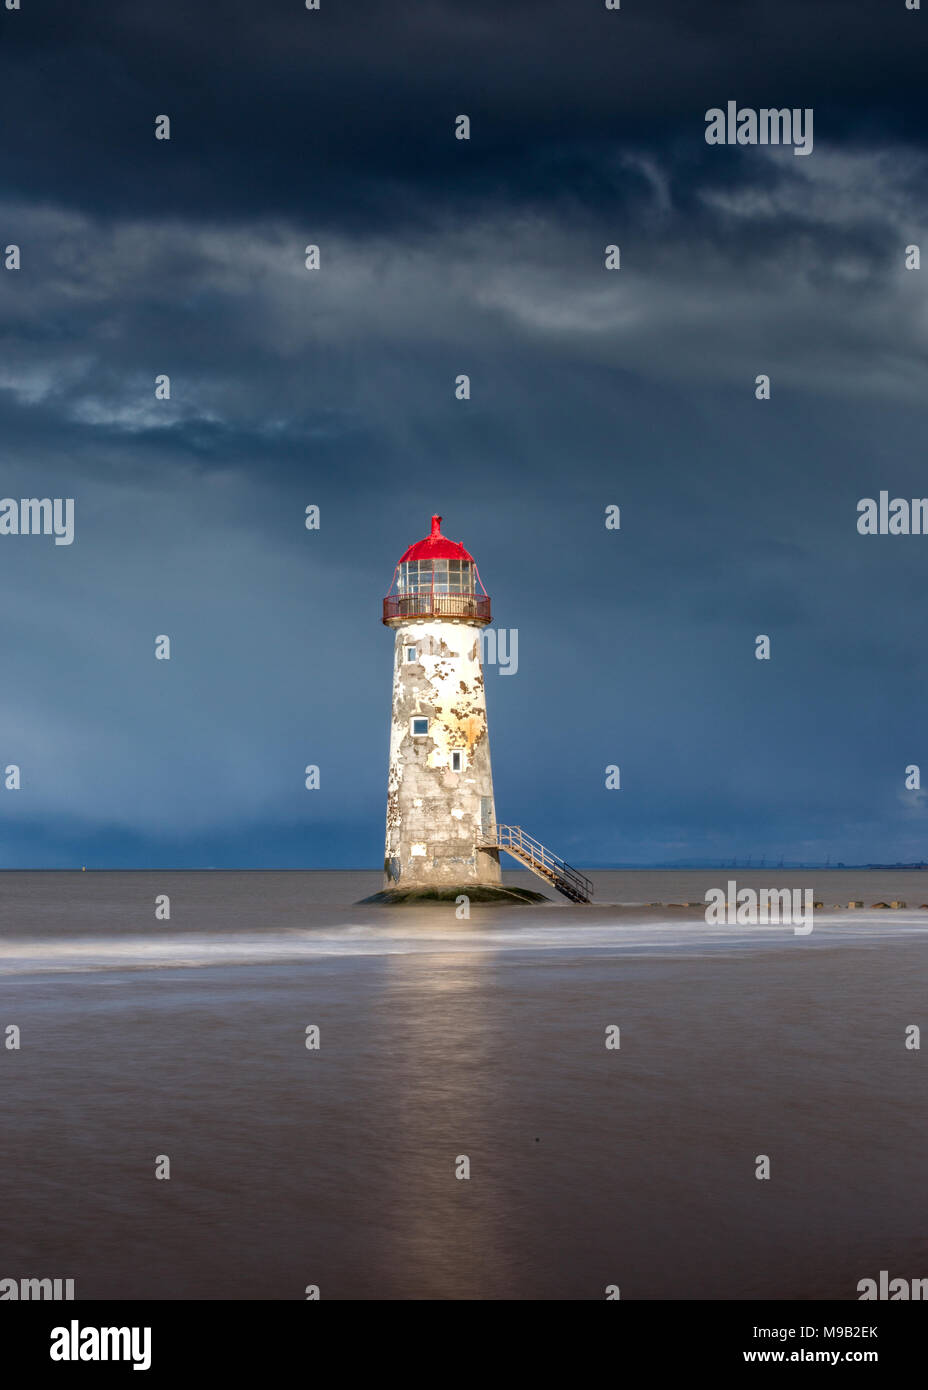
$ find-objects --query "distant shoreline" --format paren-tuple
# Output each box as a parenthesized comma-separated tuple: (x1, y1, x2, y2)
(1, 865, 927, 873)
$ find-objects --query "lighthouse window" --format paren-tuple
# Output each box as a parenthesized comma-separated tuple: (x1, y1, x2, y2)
(404, 646, 417, 663)
(397, 559, 475, 594)
(411, 718, 429, 736)
(451, 751, 464, 772)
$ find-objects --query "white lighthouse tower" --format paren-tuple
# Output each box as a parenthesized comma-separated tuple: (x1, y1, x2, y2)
(381, 514, 502, 891)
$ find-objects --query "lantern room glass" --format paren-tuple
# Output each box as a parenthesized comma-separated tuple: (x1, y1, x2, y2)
(397, 559, 475, 595)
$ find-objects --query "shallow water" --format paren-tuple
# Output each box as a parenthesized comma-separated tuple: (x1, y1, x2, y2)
(1, 871, 926, 1299)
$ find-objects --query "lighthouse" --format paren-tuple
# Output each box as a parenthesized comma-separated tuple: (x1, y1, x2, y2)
(381, 515, 502, 891)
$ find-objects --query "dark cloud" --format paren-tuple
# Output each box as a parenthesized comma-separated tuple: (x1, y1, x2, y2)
(2, 0, 925, 222)
(0, 1, 926, 866)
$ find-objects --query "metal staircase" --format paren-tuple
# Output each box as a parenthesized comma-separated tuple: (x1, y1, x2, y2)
(483, 824, 594, 903)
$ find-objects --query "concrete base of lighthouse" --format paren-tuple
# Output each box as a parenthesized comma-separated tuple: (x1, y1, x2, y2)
(359, 883, 550, 905)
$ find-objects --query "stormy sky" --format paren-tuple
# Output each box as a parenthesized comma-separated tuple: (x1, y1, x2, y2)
(1, 0, 926, 868)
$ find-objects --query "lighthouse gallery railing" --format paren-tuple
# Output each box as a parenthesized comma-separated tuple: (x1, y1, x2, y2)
(383, 593, 492, 624)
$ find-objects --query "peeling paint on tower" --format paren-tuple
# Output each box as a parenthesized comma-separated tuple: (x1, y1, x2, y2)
(381, 516, 501, 888)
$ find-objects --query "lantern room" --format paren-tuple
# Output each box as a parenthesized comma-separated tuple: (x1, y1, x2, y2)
(383, 515, 491, 626)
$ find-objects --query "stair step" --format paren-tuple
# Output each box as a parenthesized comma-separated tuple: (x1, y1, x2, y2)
(485, 824, 593, 903)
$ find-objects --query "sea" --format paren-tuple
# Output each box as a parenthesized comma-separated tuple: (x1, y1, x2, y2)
(1, 868, 926, 1300)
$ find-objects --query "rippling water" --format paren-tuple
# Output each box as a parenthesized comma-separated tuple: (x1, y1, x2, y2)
(2, 871, 927, 1299)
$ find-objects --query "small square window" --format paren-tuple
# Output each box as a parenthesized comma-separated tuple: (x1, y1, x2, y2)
(451, 751, 463, 772)
(405, 646, 418, 663)
(411, 718, 429, 736)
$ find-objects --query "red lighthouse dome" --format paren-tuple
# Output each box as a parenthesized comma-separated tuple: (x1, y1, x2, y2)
(398, 515, 475, 564)
(383, 514, 491, 627)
